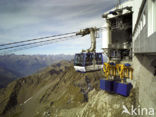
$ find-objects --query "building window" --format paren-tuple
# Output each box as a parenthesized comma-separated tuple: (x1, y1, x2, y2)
(142, 18, 143, 30)
(143, 12, 146, 27)
(139, 23, 141, 34)
(154, 0, 156, 33)
(148, 0, 156, 37)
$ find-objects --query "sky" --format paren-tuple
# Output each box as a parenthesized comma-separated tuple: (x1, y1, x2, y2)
(0, 0, 122, 55)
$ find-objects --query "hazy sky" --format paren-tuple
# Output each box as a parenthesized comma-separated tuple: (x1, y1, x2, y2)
(0, 0, 121, 55)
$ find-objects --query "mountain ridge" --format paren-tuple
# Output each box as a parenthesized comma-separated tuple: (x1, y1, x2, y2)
(0, 60, 136, 117)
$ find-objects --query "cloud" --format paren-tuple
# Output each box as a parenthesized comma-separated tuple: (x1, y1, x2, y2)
(0, 0, 118, 54)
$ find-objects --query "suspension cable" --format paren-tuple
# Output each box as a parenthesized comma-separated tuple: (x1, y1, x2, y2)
(0, 36, 78, 54)
(0, 34, 76, 51)
(0, 32, 76, 46)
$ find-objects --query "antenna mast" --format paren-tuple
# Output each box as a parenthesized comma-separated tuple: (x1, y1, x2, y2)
(116, 0, 121, 9)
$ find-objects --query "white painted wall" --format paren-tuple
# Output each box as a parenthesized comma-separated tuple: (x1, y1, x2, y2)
(132, 0, 144, 30)
(132, 0, 146, 41)
(102, 20, 109, 49)
(133, 0, 156, 39)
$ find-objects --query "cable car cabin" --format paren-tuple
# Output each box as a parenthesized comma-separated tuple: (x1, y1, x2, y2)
(74, 53, 103, 72)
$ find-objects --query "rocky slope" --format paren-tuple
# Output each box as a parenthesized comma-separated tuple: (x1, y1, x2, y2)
(0, 61, 136, 117)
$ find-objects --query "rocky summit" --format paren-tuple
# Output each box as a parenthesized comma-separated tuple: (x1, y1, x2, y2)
(0, 61, 136, 117)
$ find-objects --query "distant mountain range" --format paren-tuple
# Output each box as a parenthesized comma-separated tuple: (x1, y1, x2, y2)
(0, 54, 74, 88)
